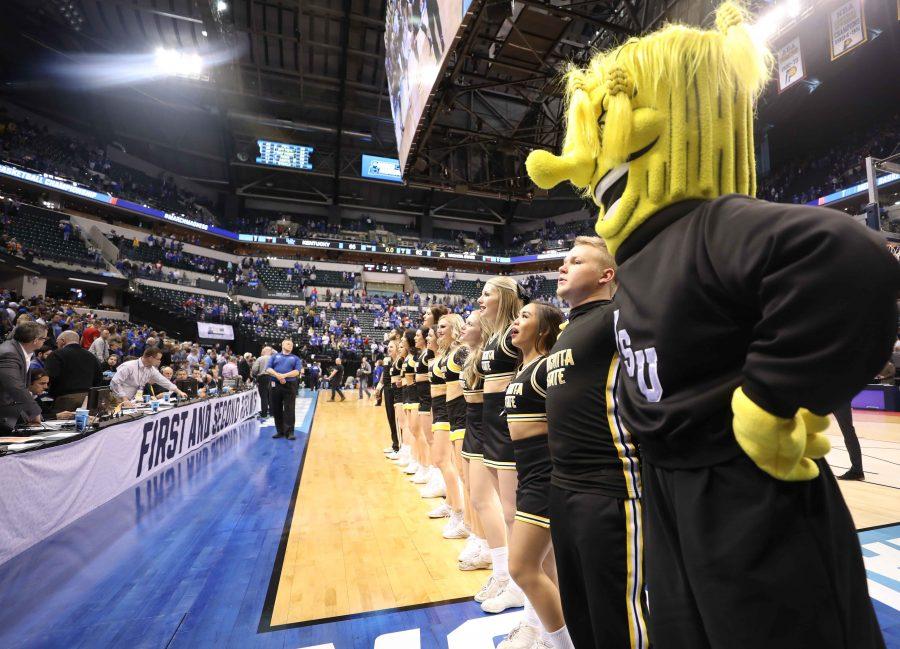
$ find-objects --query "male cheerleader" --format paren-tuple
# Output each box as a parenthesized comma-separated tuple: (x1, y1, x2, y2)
(545, 236, 648, 649)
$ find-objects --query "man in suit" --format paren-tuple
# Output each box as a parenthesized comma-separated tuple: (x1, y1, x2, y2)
(0, 322, 48, 432)
(251, 346, 273, 419)
(45, 330, 102, 414)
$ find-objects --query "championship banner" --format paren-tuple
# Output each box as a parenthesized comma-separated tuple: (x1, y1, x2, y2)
(0, 390, 259, 565)
(776, 37, 805, 92)
(829, 0, 867, 60)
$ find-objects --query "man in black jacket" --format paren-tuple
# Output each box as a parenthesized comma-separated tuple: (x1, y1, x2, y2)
(0, 322, 47, 432)
(45, 330, 102, 414)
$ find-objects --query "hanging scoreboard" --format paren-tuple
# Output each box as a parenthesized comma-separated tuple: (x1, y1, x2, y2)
(255, 140, 313, 170)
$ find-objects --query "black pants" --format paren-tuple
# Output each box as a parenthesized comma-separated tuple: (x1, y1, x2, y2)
(330, 386, 346, 401)
(833, 401, 863, 473)
(642, 455, 884, 649)
(383, 383, 399, 451)
(270, 381, 298, 436)
(549, 486, 649, 649)
(257, 379, 271, 418)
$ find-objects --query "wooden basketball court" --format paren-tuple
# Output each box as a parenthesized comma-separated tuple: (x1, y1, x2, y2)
(269, 395, 900, 626)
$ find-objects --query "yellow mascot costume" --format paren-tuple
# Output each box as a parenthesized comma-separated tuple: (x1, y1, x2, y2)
(528, 2, 897, 648)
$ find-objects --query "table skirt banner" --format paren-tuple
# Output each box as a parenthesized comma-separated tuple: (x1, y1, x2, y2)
(0, 389, 260, 565)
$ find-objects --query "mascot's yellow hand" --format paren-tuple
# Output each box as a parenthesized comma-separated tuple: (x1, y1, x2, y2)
(731, 387, 831, 481)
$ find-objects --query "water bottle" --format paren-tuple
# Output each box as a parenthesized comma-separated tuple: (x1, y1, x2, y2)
(75, 408, 89, 432)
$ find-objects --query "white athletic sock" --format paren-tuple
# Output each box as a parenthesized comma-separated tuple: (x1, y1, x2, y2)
(490, 546, 509, 579)
(523, 597, 542, 628)
(546, 625, 575, 649)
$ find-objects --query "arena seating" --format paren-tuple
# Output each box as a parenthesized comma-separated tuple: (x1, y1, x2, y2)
(115, 238, 229, 276)
(413, 277, 483, 299)
(3, 205, 104, 268)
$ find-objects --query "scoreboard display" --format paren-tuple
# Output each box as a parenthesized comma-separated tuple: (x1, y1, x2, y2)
(361, 155, 403, 183)
(256, 140, 313, 170)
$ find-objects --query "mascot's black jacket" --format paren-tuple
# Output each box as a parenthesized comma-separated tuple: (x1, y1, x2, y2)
(612, 194, 900, 469)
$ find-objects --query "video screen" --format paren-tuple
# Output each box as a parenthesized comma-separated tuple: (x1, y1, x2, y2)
(384, 0, 469, 170)
(362, 154, 403, 183)
(256, 140, 313, 170)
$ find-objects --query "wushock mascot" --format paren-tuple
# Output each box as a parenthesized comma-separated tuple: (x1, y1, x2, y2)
(527, 3, 897, 648)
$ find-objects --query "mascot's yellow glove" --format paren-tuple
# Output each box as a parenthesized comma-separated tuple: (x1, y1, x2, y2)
(731, 387, 831, 481)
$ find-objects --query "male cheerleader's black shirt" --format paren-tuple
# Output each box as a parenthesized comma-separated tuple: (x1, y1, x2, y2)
(505, 356, 548, 423)
(415, 349, 434, 375)
(613, 195, 900, 469)
(480, 325, 519, 384)
(545, 299, 640, 499)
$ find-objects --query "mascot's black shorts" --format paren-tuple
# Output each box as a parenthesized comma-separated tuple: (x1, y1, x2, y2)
(641, 454, 885, 649)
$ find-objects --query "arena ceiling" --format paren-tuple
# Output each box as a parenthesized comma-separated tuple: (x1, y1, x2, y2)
(0, 0, 683, 226)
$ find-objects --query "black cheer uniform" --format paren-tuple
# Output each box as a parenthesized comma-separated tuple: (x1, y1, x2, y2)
(545, 298, 648, 649)
(382, 358, 399, 451)
(480, 324, 519, 470)
(461, 365, 485, 461)
(390, 356, 404, 406)
(445, 346, 467, 442)
(415, 349, 434, 413)
(430, 352, 449, 432)
(505, 356, 551, 529)
(613, 196, 898, 649)
(402, 354, 417, 410)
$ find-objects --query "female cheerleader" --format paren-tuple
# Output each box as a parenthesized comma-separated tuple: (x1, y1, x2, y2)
(392, 332, 412, 467)
(429, 314, 466, 536)
(457, 310, 492, 571)
(470, 277, 525, 612)
(399, 331, 422, 475)
(503, 301, 573, 649)
(411, 326, 435, 485)
(426, 326, 449, 502)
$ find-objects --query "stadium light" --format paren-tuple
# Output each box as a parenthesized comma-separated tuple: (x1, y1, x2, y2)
(749, 0, 803, 43)
(154, 48, 204, 78)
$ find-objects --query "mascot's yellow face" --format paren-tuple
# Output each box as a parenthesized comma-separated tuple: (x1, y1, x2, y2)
(526, 2, 771, 253)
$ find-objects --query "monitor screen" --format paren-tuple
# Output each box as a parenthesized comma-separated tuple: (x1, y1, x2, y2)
(176, 379, 199, 398)
(255, 140, 313, 170)
(197, 322, 234, 341)
(87, 386, 112, 415)
(361, 155, 403, 183)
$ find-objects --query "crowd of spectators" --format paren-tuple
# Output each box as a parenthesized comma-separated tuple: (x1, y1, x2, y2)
(0, 117, 216, 226)
(757, 113, 900, 205)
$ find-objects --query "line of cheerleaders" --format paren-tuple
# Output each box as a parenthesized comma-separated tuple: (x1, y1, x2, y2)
(374, 237, 646, 649)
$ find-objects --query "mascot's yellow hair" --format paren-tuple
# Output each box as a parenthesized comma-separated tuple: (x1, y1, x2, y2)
(527, 2, 773, 253)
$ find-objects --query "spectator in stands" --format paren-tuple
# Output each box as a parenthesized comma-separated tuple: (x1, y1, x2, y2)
(102, 354, 119, 382)
(110, 348, 187, 402)
(89, 328, 110, 363)
(81, 319, 101, 350)
(144, 366, 175, 397)
(222, 356, 239, 379)
(251, 346, 273, 419)
(0, 322, 48, 432)
(45, 330, 102, 414)
(238, 353, 252, 383)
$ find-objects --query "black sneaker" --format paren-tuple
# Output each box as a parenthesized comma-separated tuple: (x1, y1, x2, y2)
(272, 433, 285, 439)
(837, 470, 864, 481)
(286, 434, 296, 441)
